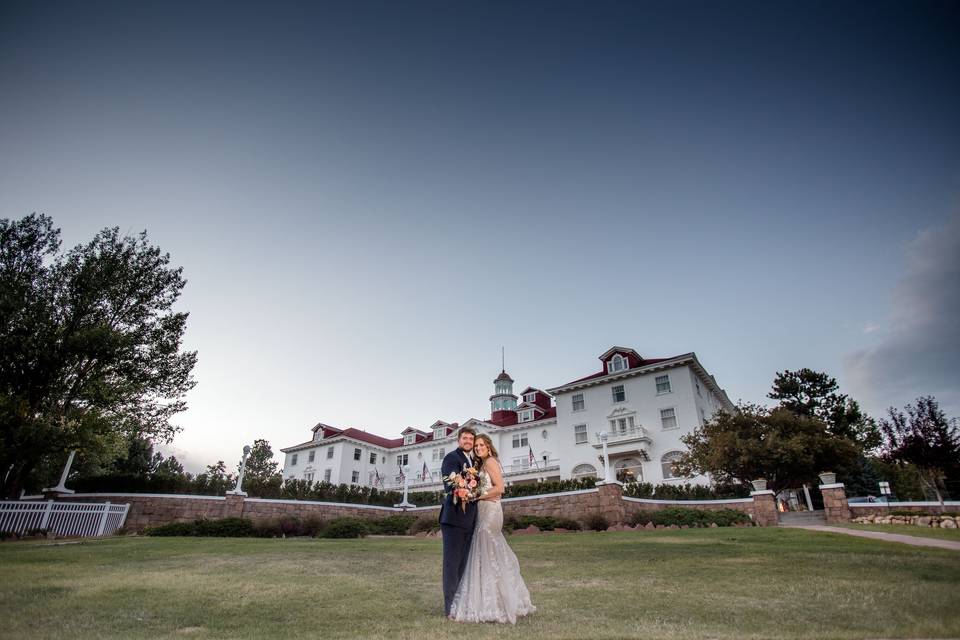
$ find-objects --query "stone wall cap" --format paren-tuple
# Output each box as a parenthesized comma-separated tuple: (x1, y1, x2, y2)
(750, 490, 776, 496)
(818, 483, 845, 490)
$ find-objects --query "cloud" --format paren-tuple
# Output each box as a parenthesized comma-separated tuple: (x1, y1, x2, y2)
(844, 212, 960, 420)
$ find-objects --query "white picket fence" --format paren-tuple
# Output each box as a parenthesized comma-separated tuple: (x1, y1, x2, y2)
(0, 500, 129, 538)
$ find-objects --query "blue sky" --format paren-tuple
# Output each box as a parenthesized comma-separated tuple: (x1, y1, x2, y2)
(1, 1, 958, 472)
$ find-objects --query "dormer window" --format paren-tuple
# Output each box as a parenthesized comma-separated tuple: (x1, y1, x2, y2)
(524, 392, 537, 403)
(313, 430, 323, 442)
(519, 409, 534, 422)
(608, 354, 628, 374)
(434, 427, 446, 440)
(404, 434, 415, 445)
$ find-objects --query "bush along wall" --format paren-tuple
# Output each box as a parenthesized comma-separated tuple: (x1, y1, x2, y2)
(143, 515, 424, 539)
(629, 508, 752, 528)
(621, 482, 750, 500)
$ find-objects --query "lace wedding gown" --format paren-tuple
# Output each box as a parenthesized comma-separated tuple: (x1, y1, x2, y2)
(448, 468, 536, 624)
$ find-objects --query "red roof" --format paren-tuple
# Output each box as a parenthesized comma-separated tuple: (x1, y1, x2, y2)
(340, 428, 404, 448)
(558, 357, 673, 387)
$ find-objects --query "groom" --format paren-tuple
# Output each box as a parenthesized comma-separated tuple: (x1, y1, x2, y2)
(439, 425, 479, 616)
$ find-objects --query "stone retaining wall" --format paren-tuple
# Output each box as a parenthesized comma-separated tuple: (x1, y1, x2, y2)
(45, 483, 768, 531)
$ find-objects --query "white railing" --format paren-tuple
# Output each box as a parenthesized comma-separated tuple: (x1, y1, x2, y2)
(0, 500, 129, 538)
(593, 426, 651, 447)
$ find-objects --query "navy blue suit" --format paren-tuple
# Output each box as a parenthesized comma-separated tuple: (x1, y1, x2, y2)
(439, 447, 478, 615)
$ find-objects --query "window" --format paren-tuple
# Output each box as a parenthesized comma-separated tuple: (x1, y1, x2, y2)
(519, 409, 533, 422)
(615, 458, 643, 483)
(612, 385, 625, 403)
(353, 448, 361, 461)
(608, 354, 627, 373)
(656, 374, 671, 394)
(512, 433, 528, 448)
(700, 407, 707, 424)
(524, 392, 537, 403)
(572, 463, 598, 479)
(397, 454, 409, 467)
(304, 472, 314, 483)
(326, 447, 334, 459)
(574, 424, 588, 444)
(351, 471, 359, 483)
(313, 430, 323, 442)
(434, 427, 446, 439)
(695, 380, 702, 397)
(572, 393, 584, 412)
(323, 469, 331, 482)
(381, 455, 386, 464)
(661, 407, 678, 429)
(308, 450, 315, 462)
(609, 417, 632, 434)
(661, 451, 683, 479)
(432, 447, 446, 461)
(404, 434, 415, 445)
(291, 454, 298, 466)
(513, 456, 530, 470)
(369, 452, 377, 464)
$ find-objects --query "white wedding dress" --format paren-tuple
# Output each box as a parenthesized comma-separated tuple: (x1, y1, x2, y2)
(448, 465, 536, 624)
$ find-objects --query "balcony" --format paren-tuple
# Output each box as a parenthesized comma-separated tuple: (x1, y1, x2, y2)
(592, 426, 652, 449)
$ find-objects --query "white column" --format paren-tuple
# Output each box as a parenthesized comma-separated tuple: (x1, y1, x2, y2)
(394, 465, 414, 508)
(598, 431, 615, 484)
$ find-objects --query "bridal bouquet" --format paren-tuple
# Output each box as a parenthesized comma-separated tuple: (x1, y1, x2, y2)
(445, 465, 482, 512)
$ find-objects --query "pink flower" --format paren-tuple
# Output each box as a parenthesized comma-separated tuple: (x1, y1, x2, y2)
(468, 479, 477, 488)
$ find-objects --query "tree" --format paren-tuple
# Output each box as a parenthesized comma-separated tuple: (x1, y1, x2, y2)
(879, 396, 960, 503)
(194, 460, 235, 496)
(768, 368, 880, 451)
(0, 213, 197, 498)
(675, 403, 859, 494)
(241, 439, 283, 497)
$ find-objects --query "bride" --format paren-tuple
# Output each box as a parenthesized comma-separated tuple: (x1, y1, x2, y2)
(447, 434, 536, 624)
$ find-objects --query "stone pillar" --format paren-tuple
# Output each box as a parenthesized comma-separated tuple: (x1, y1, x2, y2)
(750, 490, 779, 527)
(596, 482, 625, 525)
(819, 483, 850, 524)
(224, 493, 245, 519)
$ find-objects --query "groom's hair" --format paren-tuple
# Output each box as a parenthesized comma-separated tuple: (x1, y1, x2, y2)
(457, 426, 477, 438)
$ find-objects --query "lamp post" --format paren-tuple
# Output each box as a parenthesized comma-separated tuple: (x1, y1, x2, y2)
(43, 450, 77, 495)
(395, 464, 414, 508)
(228, 445, 252, 496)
(598, 431, 615, 484)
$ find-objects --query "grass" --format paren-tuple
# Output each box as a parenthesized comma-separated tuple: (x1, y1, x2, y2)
(1, 528, 959, 640)
(838, 522, 960, 541)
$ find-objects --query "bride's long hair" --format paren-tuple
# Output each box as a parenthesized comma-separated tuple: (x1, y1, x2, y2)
(474, 433, 499, 472)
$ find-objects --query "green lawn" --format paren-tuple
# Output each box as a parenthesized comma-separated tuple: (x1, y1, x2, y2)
(1, 528, 958, 640)
(838, 522, 960, 541)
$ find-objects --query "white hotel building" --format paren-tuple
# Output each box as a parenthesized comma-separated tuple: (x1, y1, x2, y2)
(279, 347, 735, 491)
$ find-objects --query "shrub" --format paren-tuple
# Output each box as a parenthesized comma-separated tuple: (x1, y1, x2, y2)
(1, 530, 19, 541)
(26, 528, 49, 537)
(276, 515, 302, 536)
(194, 518, 255, 537)
(144, 518, 255, 537)
(409, 516, 440, 535)
(585, 514, 609, 531)
(300, 515, 326, 537)
(502, 515, 583, 532)
(368, 515, 417, 536)
(321, 517, 369, 539)
(630, 508, 751, 528)
(503, 477, 597, 498)
(144, 521, 199, 536)
(622, 482, 750, 500)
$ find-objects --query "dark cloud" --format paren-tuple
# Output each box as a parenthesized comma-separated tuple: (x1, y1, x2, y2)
(844, 212, 960, 419)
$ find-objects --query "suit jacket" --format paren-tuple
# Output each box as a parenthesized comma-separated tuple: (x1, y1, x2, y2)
(438, 448, 479, 529)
